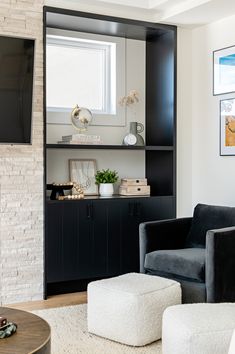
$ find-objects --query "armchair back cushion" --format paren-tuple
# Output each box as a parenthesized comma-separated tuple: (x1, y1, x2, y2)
(185, 204, 235, 248)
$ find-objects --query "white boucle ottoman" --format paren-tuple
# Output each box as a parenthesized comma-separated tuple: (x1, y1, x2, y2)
(162, 303, 235, 354)
(228, 329, 235, 354)
(87, 273, 181, 346)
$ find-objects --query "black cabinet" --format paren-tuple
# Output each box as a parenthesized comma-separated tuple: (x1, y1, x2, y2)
(46, 196, 175, 291)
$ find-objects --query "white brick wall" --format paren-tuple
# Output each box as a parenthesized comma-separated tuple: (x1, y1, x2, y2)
(0, 0, 44, 304)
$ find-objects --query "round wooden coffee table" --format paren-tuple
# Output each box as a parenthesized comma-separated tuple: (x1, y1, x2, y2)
(0, 307, 51, 354)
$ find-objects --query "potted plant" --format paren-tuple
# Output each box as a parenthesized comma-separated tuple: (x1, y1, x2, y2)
(95, 169, 119, 197)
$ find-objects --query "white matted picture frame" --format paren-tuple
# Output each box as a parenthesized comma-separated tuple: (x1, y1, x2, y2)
(220, 98, 235, 155)
(69, 159, 98, 195)
(214, 45, 235, 95)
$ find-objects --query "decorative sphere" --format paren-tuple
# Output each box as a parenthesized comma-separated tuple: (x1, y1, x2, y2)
(71, 105, 93, 132)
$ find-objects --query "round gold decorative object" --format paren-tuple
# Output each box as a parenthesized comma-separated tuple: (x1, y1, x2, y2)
(71, 105, 93, 133)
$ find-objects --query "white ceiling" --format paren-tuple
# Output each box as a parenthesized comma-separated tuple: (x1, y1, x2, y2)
(46, 0, 235, 27)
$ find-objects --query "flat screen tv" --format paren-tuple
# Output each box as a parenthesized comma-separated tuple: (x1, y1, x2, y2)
(0, 35, 35, 144)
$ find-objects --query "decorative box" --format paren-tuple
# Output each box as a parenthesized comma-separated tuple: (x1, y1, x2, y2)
(119, 185, 150, 196)
(120, 178, 147, 186)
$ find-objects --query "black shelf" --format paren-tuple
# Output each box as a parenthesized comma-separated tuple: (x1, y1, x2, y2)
(47, 195, 154, 203)
(46, 144, 145, 150)
(145, 146, 174, 151)
(46, 144, 174, 151)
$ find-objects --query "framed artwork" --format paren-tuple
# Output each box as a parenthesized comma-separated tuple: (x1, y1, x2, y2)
(69, 159, 98, 195)
(220, 98, 235, 155)
(213, 45, 235, 95)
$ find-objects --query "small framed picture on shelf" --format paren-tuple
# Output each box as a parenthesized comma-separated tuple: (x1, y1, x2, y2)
(69, 159, 98, 195)
(220, 98, 235, 155)
(213, 45, 235, 95)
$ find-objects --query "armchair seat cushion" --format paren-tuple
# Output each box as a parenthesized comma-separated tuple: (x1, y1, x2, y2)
(144, 248, 205, 282)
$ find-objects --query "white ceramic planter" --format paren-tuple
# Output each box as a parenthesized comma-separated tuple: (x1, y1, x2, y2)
(99, 183, 114, 197)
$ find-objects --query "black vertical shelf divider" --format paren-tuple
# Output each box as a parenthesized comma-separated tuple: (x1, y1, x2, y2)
(145, 29, 177, 197)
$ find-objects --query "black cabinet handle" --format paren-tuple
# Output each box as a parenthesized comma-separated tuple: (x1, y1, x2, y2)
(90, 204, 93, 218)
(87, 204, 93, 219)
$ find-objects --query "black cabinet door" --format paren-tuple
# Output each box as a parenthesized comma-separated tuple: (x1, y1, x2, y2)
(77, 199, 122, 279)
(141, 197, 161, 222)
(120, 196, 176, 274)
(77, 200, 94, 279)
(105, 200, 122, 276)
(121, 200, 142, 273)
(46, 202, 63, 283)
(91, 199, 122, 278)
(91, 200, 108, 278)
(47, 201, 82, 282)
(62, 202, 79, 281)
(141, 196, 175, 222)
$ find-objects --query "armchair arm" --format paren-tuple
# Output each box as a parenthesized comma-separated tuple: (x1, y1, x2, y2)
(206, 226, 235, 302)
(139, 217, 192, 273)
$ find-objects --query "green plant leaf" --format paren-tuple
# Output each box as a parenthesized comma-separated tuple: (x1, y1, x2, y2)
(95, 169, 119, 184)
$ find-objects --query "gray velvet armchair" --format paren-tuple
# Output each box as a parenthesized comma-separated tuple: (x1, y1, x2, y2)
(139, 204, 235, 303)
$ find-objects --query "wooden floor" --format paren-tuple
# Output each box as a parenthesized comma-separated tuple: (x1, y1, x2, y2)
(6, 292, 87, 311)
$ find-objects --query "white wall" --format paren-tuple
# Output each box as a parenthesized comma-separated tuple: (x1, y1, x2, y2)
(191, 14, 235, 209)
(177, 27, 193, 216)
(177, 15, 235, 217)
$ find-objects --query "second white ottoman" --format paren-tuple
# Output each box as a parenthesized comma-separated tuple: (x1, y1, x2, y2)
(87, 273, 181, 346)
(162, 303, 235, 354)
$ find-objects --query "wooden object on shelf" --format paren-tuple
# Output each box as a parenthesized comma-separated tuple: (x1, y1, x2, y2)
(46, 182, 73, 200)
(121, 178, 147, 186)
(119, 185, 150, 196)
(119, 178, 150, 195)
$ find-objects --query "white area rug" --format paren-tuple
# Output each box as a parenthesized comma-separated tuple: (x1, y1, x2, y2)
(33, 304, 162, 354)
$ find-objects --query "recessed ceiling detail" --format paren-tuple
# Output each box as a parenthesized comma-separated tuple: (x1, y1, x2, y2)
(46, 0, 235, 27)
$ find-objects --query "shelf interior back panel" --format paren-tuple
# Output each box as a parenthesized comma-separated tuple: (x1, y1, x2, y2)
(47, 149, 145, 194)
(146, 150, 174, 196)
(146, 31, 176, 146)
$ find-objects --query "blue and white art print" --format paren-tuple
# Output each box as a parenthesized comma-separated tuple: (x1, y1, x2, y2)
(214, 45, 235, 95)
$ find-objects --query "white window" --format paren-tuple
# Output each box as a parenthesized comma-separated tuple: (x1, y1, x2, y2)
(46, 29, 126, 126)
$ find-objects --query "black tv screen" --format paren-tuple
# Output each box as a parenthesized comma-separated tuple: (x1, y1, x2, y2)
(0, 36, 35, 144)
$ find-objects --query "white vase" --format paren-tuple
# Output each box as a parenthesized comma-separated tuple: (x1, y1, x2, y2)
(99, 183, 114, 197)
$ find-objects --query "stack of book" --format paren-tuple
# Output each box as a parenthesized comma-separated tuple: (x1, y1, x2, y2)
(119, 178, 150, 196)
(58, 134, 102, 145)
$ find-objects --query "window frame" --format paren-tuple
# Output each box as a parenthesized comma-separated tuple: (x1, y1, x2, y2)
(46, 28, 126, 127)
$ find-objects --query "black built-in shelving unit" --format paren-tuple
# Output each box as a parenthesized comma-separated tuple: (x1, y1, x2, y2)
(43, 6, 177, 297)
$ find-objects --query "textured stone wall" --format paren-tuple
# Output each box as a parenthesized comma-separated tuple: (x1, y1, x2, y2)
(0, 0, 44, 304)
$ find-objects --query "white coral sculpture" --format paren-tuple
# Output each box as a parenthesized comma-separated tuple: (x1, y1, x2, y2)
(119, 90, 140, 106)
